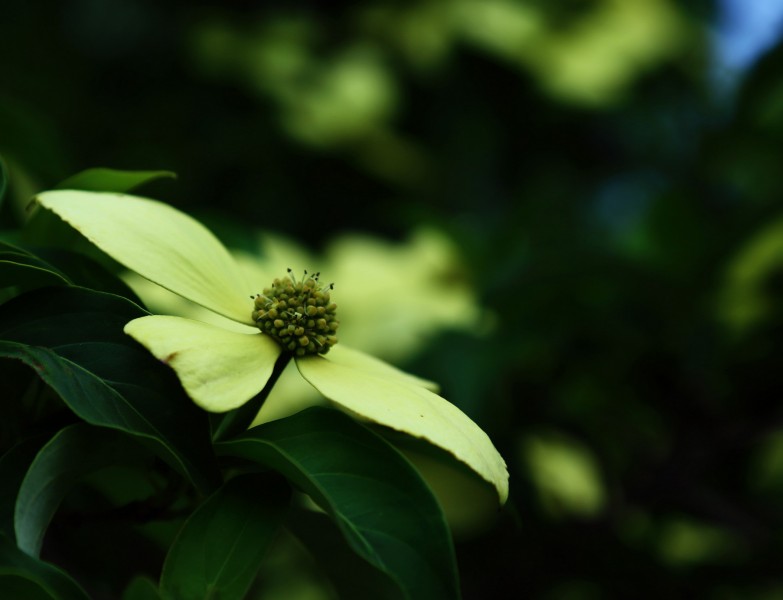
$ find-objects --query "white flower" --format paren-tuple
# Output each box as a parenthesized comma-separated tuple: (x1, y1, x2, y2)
(37, 190, 509, 503)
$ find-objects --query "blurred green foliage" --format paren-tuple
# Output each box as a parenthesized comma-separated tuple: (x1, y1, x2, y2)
(4, 0, 783, 597)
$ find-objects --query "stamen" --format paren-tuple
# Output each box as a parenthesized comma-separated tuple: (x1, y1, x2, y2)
(251, 270, 339, 356)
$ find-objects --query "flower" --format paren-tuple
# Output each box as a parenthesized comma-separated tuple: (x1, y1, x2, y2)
(36, 190, 509, 503)
(122, 228, 490, 425)
(244, 228, 487, 362)
(123, 226, 487, 364)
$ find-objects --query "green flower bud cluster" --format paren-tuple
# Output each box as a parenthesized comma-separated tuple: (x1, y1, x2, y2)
(252, 270, 339, 356)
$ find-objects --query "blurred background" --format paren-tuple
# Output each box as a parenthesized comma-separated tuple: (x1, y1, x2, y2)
(4, 0, 783, 597)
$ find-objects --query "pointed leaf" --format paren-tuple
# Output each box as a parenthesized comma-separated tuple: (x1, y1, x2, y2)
(0, 534, 90, 600)
(14, 424, 143, 557)
(36, 190, 252, 323)
(285, 508, 402, 600)
(0, 286, 220, 493)
(0, 241, 141, 306)
(217, 407, 460, 600)
(0, 242, 71, 296)
(54, 168, 176, 194)
(0, 156, 7, 208)
(160, 473, 289, 600)
(0, 257, 68, 301)
(0, 576, 56, 600)
(31, 247, 143, 304)
(123, 577, 163, 600)
(0, 436, 49, 541)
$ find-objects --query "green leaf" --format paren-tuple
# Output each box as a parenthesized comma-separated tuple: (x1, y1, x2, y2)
(0, 241, 142, 306)
(23, 207, 93, 251)
(123, 577, 163, 600)
(54, 168, 176, 194)
(0, 575, 57, 600)
(0, 155, 8, 209)
(0, 286, 220, 494)
(0, 242, 70, 290)
(0, 243, 70, 305)
(0, 534, 90, 600)
(217, 407, 460, 600)
(14, 424, 143, 557)
(0, 435, 49, 541)
(285, 508, 403, 600)
(0, 261, 66, 303)
(31, 247, 143, 304)
(160, 473, 289, 600)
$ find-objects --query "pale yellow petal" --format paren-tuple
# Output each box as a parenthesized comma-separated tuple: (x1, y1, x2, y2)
(36, 190, 252, 324)
(124, 315, 281, 412)
(252, 232, 315, 278)
(325, 228, 483, 361)
(296, 354, 509, 503)
(122, 272, 258, 334)
(325, 345, 439, 392)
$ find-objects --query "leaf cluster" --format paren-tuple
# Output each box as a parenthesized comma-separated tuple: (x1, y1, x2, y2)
(0, 170, 460, 599)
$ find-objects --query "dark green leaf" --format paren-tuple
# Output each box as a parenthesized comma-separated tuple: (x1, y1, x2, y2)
(0, 240, 142, 305)
(286, 508, 403, 600)
(0, 575, 57, 600)
(0, 286, 220, 494)
(0, 264, 65, 304)
(0, 156, 8, 209)
(0, 534, 89, 600)
(22, 206, 92, 251)
(0, 242, 67, 305)
(0, 435, 50, 541)
(123, 577, 163, 600)
(54, 168, 176, 194)
(0, 256, 67, 284)
(217, 407, 460, 600)
(160, 473, 289, 600)
(30, 247, 143, 304)
(0, 241, 70, 285)
(14, 424, 143, 557)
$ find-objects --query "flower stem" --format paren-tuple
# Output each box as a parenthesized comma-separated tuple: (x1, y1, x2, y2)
(211, 352, 292, 442)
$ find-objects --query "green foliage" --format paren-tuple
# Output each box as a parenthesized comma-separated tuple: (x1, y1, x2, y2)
(6, 1, 783, 597)
(285, 509, 403, 600)
(14, 425, 145, 557)
(122, 577, 163, 600)
(0, 156, 7, 209)
(0, 240, 141, 305)
(160, 474, 288, 600)
(218, 407, 459, 600)
(54, 168, 176, 194)
(0, 223, 459, 596)
(0, 436, 49, 541)
(0, 535, 89, 600)
(0, 286, 220, 494)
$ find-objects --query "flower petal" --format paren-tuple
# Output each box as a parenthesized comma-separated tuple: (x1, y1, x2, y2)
(325, 228, 483, 361)
(37, 190, 252, 324)
(122, 272, 259, 334)
(325, 345, 440, 392)
(125, 315, 281, 412)
(296, 354, 509, 503)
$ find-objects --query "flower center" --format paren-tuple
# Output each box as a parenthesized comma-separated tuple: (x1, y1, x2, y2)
(252, 270, 339, 356)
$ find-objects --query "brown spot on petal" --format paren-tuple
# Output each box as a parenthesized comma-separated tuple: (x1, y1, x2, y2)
(163, 352, 179, 364)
